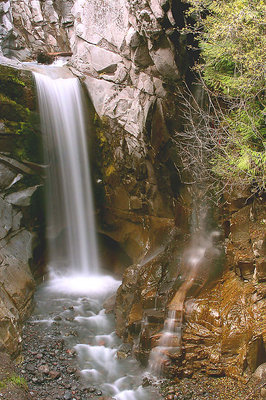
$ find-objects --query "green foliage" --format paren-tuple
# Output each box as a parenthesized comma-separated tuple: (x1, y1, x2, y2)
(185, 0, 266, 190)
(0, 374, 28, 390)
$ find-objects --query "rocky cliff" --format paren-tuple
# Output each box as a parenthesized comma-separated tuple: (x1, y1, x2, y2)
(0, 0, 265, 381)
(115, 191, 265, 380)
(0, 58, 44, 356)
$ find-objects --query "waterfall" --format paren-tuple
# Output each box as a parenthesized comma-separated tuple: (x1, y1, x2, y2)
(34, 71, 100, 275)
(148, 203, 223, 375)
(31, 68, 161, 400)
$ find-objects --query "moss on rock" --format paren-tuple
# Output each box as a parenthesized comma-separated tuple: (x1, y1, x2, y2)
(0, 64, 42, 163)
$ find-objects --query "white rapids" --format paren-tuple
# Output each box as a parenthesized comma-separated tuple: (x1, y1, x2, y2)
(32, 276, 161, 400)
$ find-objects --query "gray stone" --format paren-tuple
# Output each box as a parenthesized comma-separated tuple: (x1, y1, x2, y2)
(0, 1, 11, 15)
(5, 185, 39, 207)
(71, 0, 128, 49)
(0, 154, 36, 175)
(12, 210, 22, 231)
(0, 250, 35, 315)
(153, 77, 167, 97)
(149, 38, 180, 80)
(1, 229, 33, 264)
(0, 196, 12, 240)
(125, 27, 141, 48)
(89, 45, 122, 73)
(149, 0, 164, 19)
(31, 0, 44, 23)
(0, 164, 16, 190)
(84, 76, 115, 117)
(136, 72, 154, 95)
(133, 43, 153, 68)
(42, 0, 59, 24)
(64, 390, 72, 400)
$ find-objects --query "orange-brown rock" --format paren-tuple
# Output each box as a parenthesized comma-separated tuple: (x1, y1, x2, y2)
(115, 193, 266, 380)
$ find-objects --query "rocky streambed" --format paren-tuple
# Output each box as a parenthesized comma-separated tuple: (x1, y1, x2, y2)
(8, 275, 262, 400)
(18, 274, 162, 400)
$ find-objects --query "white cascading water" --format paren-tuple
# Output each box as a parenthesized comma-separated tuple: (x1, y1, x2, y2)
(32, 69, 160, 400)
(149, 225, 221, 375)
(34, 71, 99, 275)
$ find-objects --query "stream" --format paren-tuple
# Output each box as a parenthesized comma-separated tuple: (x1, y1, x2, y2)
(21, 274, 162, 400)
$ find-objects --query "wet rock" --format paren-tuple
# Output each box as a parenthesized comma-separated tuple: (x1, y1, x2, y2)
(142, 376, 152, 387)
(103, 294, 116, 314)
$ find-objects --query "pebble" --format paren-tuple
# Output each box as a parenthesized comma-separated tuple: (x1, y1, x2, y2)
(64, 391, 72, 400)
(49, 370, 61, 379)
(168, 387, 175, 394)
(38, 364, 49, 374)
(26, 363, 35, 373)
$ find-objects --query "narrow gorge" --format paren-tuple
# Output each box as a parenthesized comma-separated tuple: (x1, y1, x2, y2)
(0, 0, 265, 399)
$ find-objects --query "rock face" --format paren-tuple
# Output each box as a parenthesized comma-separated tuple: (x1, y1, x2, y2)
(0, 0, 73, 59)
(1, 0, 192, 263)
(115, 193, 266, 380)
(1, 0, 193, 264)
(0, 62, 44, 356)
(68, 0, 192, 265)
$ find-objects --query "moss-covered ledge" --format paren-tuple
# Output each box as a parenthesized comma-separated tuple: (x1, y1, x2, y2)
(0, 63, 42, 163)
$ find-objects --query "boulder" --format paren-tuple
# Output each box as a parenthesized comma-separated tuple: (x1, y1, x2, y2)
(149, 38, 180, 80)
(0, 163, 16, 190)
(5, 185, 40, 207)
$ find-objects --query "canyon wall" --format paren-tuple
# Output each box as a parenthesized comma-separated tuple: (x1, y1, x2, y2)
(0, 58, 44, 356)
